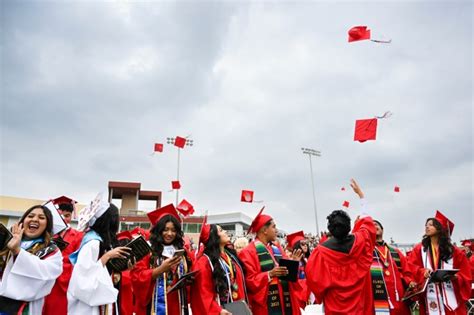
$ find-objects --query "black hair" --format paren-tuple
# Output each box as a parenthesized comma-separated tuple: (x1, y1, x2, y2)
(18, 205, 53, 243)
(90, 203, 120, 257)
(422, 218, 453, 263)
(58, 203, 74, 213)
(327, 210, 351, 240)
(373, 220, 383, 230)
(149, 215, 184, 257)
(293, 240, 311, 259)
(203, 224, 229, 299)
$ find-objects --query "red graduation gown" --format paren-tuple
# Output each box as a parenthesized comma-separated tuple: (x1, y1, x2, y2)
(43, 228, 83, 315)
(306, 216, 376, 315)
(190, 253, 246, 315)
(238, 240, 302, 315)
(374, 244, 413, 315)
(131, 254, 184, 315)
(119, 270, 134, 315)
(408, 243, 472, 315)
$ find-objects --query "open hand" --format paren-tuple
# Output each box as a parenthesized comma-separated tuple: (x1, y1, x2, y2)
(291, 249, 303, 261)
(350, 179, 364, 199)
(269, 266, 288, 278)
(7, 223, 24, 256)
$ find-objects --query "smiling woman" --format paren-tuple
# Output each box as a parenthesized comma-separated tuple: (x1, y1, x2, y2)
(0, 205, 63, 315)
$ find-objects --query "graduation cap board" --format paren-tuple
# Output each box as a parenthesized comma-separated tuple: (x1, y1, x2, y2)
(154, 143, 163, 153)
(174, 136, 186, 148)
(43, 201, 68, 235)
(286, 231, 305, 248)
(241, 190, 254, 203)
(434, 210, 455, 236)
(177, 199, 194, 216)
(354, 111, 392, 143)
(147, 204, 180, 226)
(348, 26, 392, 44)
(77, 192, 110, 231)
(171, 181, 181, 190)
(247, 207, 272, 235)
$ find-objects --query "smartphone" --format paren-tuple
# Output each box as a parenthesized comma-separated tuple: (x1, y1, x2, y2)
(173, 249, 185, 258)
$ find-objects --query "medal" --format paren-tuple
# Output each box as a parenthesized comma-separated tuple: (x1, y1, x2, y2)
(232, 291, 239, 299)
(384, 261, 389, 267)
(385, 270, 390, 276)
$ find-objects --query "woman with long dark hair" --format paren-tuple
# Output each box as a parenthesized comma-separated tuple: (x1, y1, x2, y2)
(68, 194, 130, 315)
(131, 204, 192, 315)
(191, 223, 248, 315)
(0, 205, 63, 315)
(408, 211, 471, 315)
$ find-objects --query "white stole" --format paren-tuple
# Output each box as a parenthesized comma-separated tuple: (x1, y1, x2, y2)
(421, 247, 458, 315)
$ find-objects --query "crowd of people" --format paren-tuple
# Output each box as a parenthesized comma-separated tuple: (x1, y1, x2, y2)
(0, 179, 473, 315)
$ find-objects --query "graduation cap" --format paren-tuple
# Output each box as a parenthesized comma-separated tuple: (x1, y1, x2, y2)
(154, 143, 163, 153)
(52, 195, 77, 206)
(394, 186, 400, 193)
(130, 227, 150, 240)
(348, 26, 371, 42)
(43, 201, 68, 235)
(286, 230, 305, 248)
(434, 210, 454, 236)
(147, 203, 180, 226)
(241, 190, 254, 203)
(341, 187, 346, 191)
(174, 136, 186, 148)
(247, 207, 272, 234)
(117, 230, 133, 241)
(171, 181, 181, 190)
(77, 192, 110, 231)
(177, 199, 194, 216)
(342, 201, 350, 208)
(354, 118, 378, 142)
(199, 215, 211, 245)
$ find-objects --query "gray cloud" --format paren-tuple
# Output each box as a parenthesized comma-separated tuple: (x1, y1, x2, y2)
(1, 1, 472, 243)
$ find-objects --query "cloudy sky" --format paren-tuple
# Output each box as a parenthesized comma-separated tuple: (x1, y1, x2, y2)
(1, 1, 472, 243)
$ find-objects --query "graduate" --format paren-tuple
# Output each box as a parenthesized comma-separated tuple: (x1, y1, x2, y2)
(408, 211, 472, 315)
(44, 197, 84, 315)
(115, 230, 135, 315)
(0, 205, 63, 315)
(372, 220, 415, 315)
(191, 222, 248, 315)
(238, 206, 303, 315)
(286, 230, 312, 309)
(67, 194, 131, 315)
(306, 179, 376, 315)
(131, 204, 192, 315)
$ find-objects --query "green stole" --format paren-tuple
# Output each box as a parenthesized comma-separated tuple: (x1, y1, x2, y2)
(255, 241, 292, 315)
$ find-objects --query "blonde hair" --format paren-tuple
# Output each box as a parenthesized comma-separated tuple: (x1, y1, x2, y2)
(233, 237, 249, 251)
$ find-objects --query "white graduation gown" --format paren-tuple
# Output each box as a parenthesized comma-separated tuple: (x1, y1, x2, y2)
(0, 248, 63, 315)
(67, 239, 118, 315)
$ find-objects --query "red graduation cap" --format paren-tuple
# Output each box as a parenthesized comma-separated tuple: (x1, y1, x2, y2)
(348, 26, 371, 42)
(461, 240, 474, 251)
(177, 199, 194, 216)
(174, 136, 186, 148)
(130, 227, 150, 240)
(147, 204, 180, 226)
(171, 181, 181, 190)
(341, 187, 346, 191)
(394, 186, 400, 193)
(199, 215, 211, 244)
(154, 143, 163, 152)
(241, 190, 254, 203)
(116, 230, 133, 241)
(434, 210, 455, 236)
(247, 207, 272, 234)
(342, 201, 350, 208)
(354, 118, 378, 142)
(52, 196, 77, 205)
(286, 230, 305, 248)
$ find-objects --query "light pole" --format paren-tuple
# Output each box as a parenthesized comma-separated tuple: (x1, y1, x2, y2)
(301, 147, 321, 236)
(167, 137, 193, 206)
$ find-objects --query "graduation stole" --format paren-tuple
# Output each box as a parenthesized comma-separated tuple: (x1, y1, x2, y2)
(150, 254, 187, 315)
(255, 241, 292, 315)
(0, 240, 59, 315)
(371, 250, 391, 313)
(422, 246, 457, 315)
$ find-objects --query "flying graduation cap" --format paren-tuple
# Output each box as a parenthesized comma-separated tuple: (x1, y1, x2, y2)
(174, 136, 186, 148)
(171, 181, 181, 190)
(177, 199, 195, 216)
(342, 201, 350, 208)
(241, 190, 254, 203)
(354, 111, 392, 143)
(348, 25, 392, 44)
(394, 186, 400, 193)
(154, 143, 163, 153)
